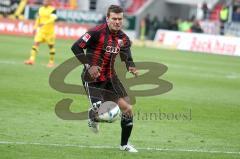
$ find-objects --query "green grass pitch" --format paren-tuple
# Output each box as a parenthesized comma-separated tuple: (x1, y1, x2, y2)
(0, 34, 240, 159)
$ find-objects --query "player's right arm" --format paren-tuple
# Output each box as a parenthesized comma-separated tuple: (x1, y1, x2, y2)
(71, 32, 93, 64)
(33, 7, 42, 34)
(71, 31, 101, 79)
(33, 15, 40, 35)
(34, 16, 40, 29)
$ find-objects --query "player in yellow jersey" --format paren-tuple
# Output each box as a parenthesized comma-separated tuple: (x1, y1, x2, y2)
(24, 0, 57, 67)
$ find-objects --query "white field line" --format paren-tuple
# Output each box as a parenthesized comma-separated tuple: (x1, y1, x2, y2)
(0, 141, 239, 155)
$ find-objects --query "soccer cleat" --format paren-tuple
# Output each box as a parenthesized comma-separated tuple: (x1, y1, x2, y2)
(88, 119, 99, 133)
(120, 144, 138, 153)
(24, 59, 34, 65)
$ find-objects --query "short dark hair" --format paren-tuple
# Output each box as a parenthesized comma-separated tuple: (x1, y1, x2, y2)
(107, 5, 123, 17)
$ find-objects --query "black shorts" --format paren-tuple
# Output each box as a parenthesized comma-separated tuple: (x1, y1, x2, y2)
(82, 76, 128, 107)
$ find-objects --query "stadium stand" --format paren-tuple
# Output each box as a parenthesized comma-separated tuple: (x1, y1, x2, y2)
(209, 3, 223, 21)
(125, 0, 149, 14)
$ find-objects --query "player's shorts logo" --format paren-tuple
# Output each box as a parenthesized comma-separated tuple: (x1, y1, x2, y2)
(106, 46, 120, 54)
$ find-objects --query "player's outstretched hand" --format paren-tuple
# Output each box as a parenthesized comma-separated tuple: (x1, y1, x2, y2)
(88, 66, 101, 79)
(128, 67, 138, 77)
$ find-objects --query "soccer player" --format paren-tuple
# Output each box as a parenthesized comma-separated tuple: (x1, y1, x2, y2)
(24, 0, 57, 67)
(71, 5, 138, 152)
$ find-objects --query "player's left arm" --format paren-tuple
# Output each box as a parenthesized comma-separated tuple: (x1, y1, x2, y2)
(120, 36, 138, 77)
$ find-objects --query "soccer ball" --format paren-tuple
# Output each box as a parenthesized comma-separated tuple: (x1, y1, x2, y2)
(97, 101, 121, 123)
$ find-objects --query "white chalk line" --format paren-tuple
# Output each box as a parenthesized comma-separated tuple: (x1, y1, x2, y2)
(0, 141, 239, 155)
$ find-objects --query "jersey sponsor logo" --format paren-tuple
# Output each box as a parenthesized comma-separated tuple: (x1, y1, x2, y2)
(106, 46, 120, 54)
(118, 39, 124, 47)
(82, 33, 91, 42)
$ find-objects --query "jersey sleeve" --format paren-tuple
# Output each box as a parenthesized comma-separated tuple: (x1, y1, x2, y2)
(34, 16, 40, 29)
(120, 35, 135, 69)
(71, 31, 95, 65)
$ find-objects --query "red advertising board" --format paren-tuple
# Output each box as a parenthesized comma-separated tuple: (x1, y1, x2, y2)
(0, 18, 92, 40)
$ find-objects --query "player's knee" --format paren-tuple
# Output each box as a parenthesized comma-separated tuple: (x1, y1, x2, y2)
(118, 101, 132, 113)
(122, 105, 133, 117)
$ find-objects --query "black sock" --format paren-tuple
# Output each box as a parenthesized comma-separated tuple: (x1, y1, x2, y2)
(121, 115, 133, 146)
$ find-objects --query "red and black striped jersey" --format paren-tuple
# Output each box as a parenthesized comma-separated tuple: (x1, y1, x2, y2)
(71, 23, 135, 81)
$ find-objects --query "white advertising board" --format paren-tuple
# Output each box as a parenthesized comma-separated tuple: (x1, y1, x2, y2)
(154, 30, 240, 56)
